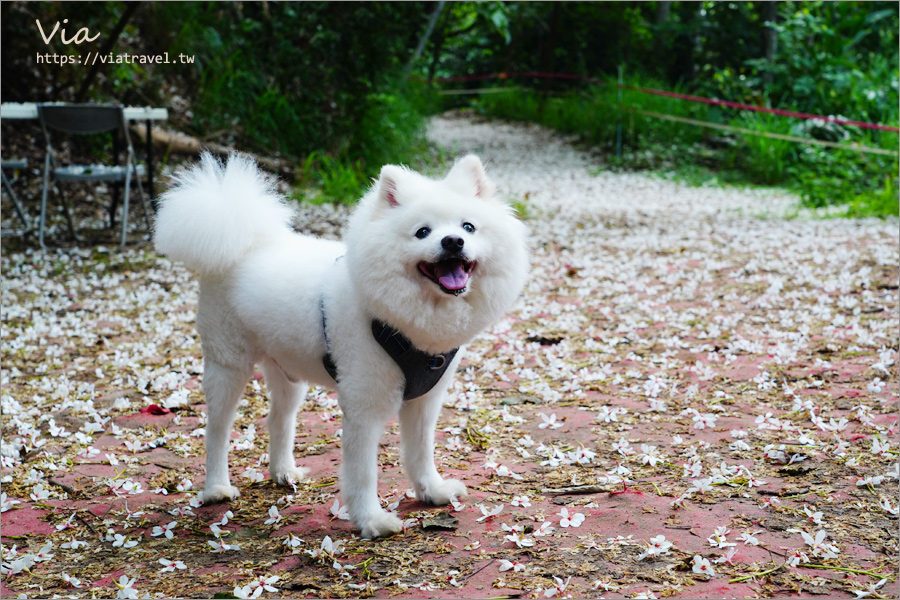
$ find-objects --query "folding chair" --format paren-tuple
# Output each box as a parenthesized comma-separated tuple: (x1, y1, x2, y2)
(1, 159, 32, 235)
(37, 104, 152, 249)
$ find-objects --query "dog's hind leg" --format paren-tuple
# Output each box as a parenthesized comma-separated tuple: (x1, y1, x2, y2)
(399, 389, 467, 506)
(200, 358, 253, 504)
(261, 358, 309, 486)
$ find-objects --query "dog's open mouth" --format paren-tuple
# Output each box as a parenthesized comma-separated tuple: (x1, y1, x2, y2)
(418, 259, 476, 295)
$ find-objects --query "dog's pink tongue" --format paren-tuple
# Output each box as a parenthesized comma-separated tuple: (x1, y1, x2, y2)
(434, 261, 469, 290)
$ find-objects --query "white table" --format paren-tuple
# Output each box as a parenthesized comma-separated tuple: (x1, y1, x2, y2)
(1, 102, 168, 121)
(1, 102, 169, 201)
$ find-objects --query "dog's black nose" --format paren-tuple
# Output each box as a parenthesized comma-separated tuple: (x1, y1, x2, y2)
(441, 235, 465, 251)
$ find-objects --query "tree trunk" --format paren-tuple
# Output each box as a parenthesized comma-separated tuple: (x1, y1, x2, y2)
(75, 3, 141, 102)
(653, 1, 672, 72)
(761, 1, 779, 85)
(538, 2, 560, 116)
(405, 1, 446, 78)
(655, 1, 671, 25)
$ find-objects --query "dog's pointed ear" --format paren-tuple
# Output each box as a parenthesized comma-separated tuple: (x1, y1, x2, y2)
(377, 165, 405, 208)
(446, 155, 495, 198)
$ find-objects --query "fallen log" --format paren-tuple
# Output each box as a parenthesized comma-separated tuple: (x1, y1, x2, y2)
(130, 125, 290, 174)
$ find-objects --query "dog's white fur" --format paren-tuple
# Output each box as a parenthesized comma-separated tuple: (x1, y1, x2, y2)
(154, 153, 529, 538)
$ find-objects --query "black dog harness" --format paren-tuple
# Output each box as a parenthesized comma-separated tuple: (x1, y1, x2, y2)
(321, 299, 458, 401)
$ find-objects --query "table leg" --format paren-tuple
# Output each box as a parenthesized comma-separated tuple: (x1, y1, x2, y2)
(146, 118, 156, 212)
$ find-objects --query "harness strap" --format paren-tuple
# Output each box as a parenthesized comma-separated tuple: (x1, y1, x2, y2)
(321, 297, 339, 382)
(371, 320, 458, 401)
(319, 298, 457, 400)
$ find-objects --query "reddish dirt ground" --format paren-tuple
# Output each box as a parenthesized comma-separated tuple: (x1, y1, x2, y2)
(2, 115, 898, 599)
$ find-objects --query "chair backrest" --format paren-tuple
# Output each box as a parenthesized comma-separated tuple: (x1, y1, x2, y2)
(38, 104, 125, 136)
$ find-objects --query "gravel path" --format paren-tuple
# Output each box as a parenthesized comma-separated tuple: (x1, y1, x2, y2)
(1, 114, 898, 599)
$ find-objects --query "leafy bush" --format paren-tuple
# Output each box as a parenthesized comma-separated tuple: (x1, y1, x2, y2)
(732, 112, 796, 185)
(159, 3, 431, 161)
(789, 144, 899, 217)
(475, 72, 712, 152)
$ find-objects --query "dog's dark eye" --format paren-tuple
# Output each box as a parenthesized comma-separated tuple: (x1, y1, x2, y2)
(415, 226, 431, 239)
(462, 222, 476, 233)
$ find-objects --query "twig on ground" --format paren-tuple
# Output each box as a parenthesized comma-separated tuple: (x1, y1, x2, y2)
(541, 485, 609, 495)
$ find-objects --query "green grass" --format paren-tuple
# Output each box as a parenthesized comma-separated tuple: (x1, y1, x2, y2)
(293, 152, 366, 205)
(474, 73, 711, 151)
(654, 160, 754, 189)
(733, 112, 796, 185)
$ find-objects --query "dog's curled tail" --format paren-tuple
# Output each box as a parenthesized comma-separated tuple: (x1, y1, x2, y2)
(153, 152, 294, 277)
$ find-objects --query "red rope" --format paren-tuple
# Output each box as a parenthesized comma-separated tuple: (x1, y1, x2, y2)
(431, 72, 900, 133)
(626, 86, 899, 133)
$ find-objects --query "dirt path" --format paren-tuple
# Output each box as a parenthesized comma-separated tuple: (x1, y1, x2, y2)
(1, 114, 898, 599)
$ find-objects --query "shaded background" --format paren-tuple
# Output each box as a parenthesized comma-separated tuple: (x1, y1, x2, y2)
(1, 1, 898, 216)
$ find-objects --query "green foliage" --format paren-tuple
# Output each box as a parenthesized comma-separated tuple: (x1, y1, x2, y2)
(740, 2, 899, 122)
(452, 2, 898, 218)
(292, 82, 436, 204)
(160, 2, 430, 162)
(788, 144, 899, 217)
(732, 112, 796, 185)
(474, 72, 710, 151)
(2, 1, 897, 216)
(296, 152, 366, 206)
(350, 85, 432, 169)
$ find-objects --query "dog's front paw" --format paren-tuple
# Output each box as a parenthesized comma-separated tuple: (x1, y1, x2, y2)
(200, 484, 240, 504)
(359, 511, 403, 539)
(419, 478, 467, 506)
(271, 466, 310, 487)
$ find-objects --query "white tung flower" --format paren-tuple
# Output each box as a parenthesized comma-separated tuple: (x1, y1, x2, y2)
(498, 559, 526, 572)
(233, 584, 262, 599)
(475, 503, 504, 522)
(264, 505, 283, 525)
(249, 574, 280, 592)
(329, 499, 350, 521)
(1, 493, 21, 512)
(557, 507, 585, 528)
(798, 529, 840, 559)
(115, 575, 139, 599)
(151, 521, 178, 539)
(208, 539, 241, 553)
(739, 530, 762, 546)
(639, 444, 664, 466)
(691, 555, 716, 577)
(538, 413, 563, 430)
(638, 534, 673, 560)
(510, 495, 531, 508)
(707, 526, 736, 548)
(112, 534, 138, 549)
(30, 484, 51, 502)
(159, 558, 186, 572)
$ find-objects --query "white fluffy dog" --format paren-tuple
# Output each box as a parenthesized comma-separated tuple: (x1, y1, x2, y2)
(153, 153, 529, 538)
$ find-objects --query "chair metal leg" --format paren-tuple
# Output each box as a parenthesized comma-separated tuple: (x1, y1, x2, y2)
(57, 186, 79, 242)
(120, 168, 132, 248)
(1, 169, 31, 233)
(39, 154, 51, 250)
(109, 183, 121, 229)
(131, 155, 152, 232)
